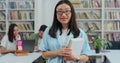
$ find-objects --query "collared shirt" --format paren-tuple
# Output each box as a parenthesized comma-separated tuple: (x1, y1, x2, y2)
(28, 33, 40, 46)
(39, 27, 91, 63)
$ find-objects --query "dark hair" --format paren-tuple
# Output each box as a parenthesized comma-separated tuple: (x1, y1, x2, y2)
(49, 0, 80, 38)
(8, 23, 18, 42)
(39, 25, 47, 32)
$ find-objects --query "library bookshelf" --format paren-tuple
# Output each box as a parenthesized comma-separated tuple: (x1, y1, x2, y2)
(70, 0, 120, 48)
(0, 0, 35, 41)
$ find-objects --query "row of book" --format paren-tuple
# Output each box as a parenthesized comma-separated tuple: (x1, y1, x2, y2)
(70, 0, 101, 8)
(0, 10, 34, 20)
(84, 11, 120, 20)
(87, 33, 101, 44)
(0, 32, 34, 42)
(78, 22, 101, 32)
(70, 0, 120, 8)
(0, 2, 6, 9)
(79, 21, 120, 31)
(0, 22, 34, 31)
(8, 11, 34, 20)
(76, 11, 101, 19)
(15, 22, 34, 31)
(104, 21, 119, 31)
(104, 33, 120, 41)
(8, 1, 34, 9)
(104, 11, 120, 19)
(19, 32, 33, 40)
(0, 33, 5, 41)
(105, 0, 120, 8)
(0, 22, 5, 31)
(0, 11, 5, 20)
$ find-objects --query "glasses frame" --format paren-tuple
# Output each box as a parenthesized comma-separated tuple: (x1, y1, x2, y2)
(56, 10, 71, 16)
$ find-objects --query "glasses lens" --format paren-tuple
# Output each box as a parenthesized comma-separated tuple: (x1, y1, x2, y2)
(65, 10, 71, 15)
(57, 10, 71, 15)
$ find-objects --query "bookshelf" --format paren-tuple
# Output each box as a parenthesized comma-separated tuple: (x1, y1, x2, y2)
(0, 0, 6, 42)
(69, 0, 120, 48)
(0, 0, 35, 41)
(103, 0, 120, 41)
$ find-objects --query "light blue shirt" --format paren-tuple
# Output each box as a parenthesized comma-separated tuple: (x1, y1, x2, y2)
(39, 27, 91, 63)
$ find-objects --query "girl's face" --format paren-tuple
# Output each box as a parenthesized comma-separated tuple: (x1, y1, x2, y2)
(56, 3, 71, 26)
(13, 26, 19, 37)
(39, 30, 44, 38)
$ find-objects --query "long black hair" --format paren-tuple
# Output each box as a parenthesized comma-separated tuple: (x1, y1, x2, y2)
(8, 23, 18, 42)
(49, 0, 80, 38)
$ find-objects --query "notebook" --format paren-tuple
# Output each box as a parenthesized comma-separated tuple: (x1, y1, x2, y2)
(22, 40, 35, 53)
(66, 38, 84, 63)
(68, 38, 84, 56)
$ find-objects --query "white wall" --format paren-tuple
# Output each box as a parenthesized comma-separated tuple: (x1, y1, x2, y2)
(35, 0, 59, 33)
(35, 0, 43, 33)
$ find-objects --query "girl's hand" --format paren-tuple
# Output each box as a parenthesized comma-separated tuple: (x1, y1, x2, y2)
(63, 54, 89, 62)
(34, 46, 38, 51)
(58, 47, 72, 56)
(15, 34, 19, 41)
(63, 54, 77, 61)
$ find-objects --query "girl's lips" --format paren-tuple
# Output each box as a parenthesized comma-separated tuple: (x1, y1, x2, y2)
(61, 18, 67, 21)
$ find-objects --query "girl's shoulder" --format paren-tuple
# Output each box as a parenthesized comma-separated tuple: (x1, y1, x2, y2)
(78, 28, 87, 37)
(79, 28, 86, 33)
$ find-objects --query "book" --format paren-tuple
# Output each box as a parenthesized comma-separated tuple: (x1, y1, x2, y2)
(68, 38, 84, 56)
(0, 11, 5, 20)
(66, 38, 84, 63)
(15, 50, 28, 56)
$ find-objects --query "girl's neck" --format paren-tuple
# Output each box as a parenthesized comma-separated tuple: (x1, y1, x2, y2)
(62, 24, 68, 29)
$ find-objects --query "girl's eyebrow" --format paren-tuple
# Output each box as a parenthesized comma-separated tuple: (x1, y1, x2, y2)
(57, 8, 71, 11)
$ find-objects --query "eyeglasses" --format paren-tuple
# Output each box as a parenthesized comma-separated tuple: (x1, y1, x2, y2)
(56, 10, 71, 15)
